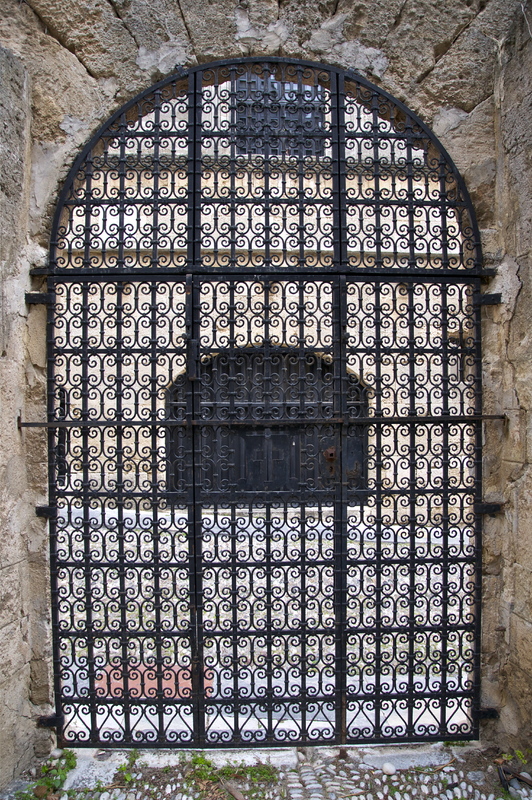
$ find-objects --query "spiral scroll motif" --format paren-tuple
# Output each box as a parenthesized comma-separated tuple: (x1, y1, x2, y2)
(46, 59, 483, 747)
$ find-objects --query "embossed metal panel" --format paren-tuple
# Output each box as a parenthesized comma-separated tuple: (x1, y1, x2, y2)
(41, 59, 485, 747)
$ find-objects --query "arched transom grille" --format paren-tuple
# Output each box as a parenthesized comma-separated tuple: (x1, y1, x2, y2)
(41, 59, 485, 747)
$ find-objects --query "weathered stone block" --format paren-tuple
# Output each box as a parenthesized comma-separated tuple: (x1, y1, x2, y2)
(0, 665, 36, 784)
(0, 562, 25, 632)
(0, 621, 31, 687)
(421, 27, 497, 113)
(173, 0, 238, 61)
(508, 614, 532, 679)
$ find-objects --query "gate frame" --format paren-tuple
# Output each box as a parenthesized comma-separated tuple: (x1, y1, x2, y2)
(31, 57, 494, 747)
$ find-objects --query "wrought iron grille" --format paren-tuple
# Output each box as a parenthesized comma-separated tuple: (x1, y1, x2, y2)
(36, 58, 488, 746)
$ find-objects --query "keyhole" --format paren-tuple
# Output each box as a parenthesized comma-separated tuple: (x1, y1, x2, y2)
(323, 446, 337, 475)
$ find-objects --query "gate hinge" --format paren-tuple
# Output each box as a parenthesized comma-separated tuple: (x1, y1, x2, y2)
(36, 506, 57, 519)
(478, 706, 499, 720)
(474, 293, 502, 306)
(25, 292, 54, 305)
(36, 711, 64, 729)
(475, 502, 503, 516)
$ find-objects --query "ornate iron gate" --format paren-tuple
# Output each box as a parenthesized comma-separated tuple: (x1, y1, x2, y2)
(35, 59, 489, 746)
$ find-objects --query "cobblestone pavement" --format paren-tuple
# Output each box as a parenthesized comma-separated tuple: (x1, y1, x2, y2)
(3, 745, 532, 800)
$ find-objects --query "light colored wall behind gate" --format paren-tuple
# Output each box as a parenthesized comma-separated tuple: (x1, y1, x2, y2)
(1, 0, 531, 787)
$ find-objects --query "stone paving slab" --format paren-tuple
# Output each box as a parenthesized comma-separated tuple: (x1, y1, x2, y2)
(2, 744, 532, 800)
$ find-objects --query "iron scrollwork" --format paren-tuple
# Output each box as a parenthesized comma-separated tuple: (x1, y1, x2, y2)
(45, 58, 483, 747)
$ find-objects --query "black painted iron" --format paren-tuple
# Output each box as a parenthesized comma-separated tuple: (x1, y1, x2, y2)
(475, 293, 502, 306)
(36, 712, 65, 729)
(25, 293, 54, 305)
(41, 58, 485, 747)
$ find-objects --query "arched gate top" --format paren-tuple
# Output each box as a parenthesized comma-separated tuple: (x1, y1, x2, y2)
(49, 57, 483, 277)
(41, 57, 486, 748)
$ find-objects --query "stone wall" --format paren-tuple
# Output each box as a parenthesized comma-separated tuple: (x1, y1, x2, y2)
(0, 0, 530, 786)
(0, 45, 54, 785)
(481, 5, 532, 746)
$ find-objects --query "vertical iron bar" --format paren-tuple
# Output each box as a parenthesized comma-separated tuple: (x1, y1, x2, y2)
(263, 65, 272, 271)
(406, 279, 417, 740)
(440, 281, 450, 735)
(370, 85, 384, 740)
(300, 498, 307, 740)
(265, 501, 273, 742)
(79, 136, 98, 742)
(185, 270, 202, 743)
(149, 86, 166, 741)
(334, 71, 347, 271)
(230, 502, 239, 738)
(335, 273, 348, 743)
(297, 275, 307, 737)
(228, 274, 237, 740)
(188, 68, 201, 270)
(114, 104, 131, 741)
(438, 149, 452, 735)
(189, 66, 205, 743)
(191, 272, 205, 744)
(229, 64, 237, 270)
(115, 280, 130, 740)
(405, 114, 418, 740)
(80, 277, 100, 741)
(374, 279, 383, 740)
(47, 275, 64, 742)
(331, 68, 347, 745)
(472, 277, 483, 737)
(264, 276, 273, 741)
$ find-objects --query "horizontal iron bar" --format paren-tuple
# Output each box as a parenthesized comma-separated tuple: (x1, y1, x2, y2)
(59, 196, 472, 209)
(30, 266, 490, 283)
(50, 346, 477, 355)
(86, 123, 476, 141)
(40, 269, 492, 279)
(21, 418, 345, 427)
(20, 415, 504, 428)
(60, 689, 475, 705)
(54, 556, 477, 569)
(53, 487, 480, 498)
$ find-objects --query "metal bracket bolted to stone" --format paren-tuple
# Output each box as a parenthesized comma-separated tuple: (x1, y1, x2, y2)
(477, 706, 499, 719)
(36, 712, 64, 729)
(35, 506, 57, 519)
(474, 293, 502, 306)
(25, 292, 54, 304)
(474, 503, 504, 516)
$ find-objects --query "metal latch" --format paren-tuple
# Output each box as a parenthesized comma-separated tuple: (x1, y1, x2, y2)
(187, 339, 199, 380)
